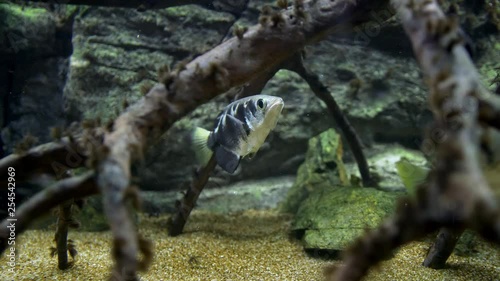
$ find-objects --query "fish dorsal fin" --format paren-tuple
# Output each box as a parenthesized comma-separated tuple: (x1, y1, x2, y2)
(191, 127, 213, 166)
(215, 145, 240, 174)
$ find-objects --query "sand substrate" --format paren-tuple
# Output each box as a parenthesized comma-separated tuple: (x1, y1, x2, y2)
(1, 210, 499, 280)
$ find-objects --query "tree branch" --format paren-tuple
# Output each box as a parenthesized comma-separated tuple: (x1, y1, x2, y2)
(0, 172, 97, 254)
(0, 138, 87, 186)
(2, 0, 390, 279)
(95, 1, 390, 279)
(283, 52, 376, 187)
(422, 227, 464, 269)
(328, 0, 500, 280)
(167, 155, 217, 236)
(54, 201, 77, 270)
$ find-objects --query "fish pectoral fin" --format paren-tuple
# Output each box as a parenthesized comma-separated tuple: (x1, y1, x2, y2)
(246, 152, 256, 160)
(215, 146, 241, 174)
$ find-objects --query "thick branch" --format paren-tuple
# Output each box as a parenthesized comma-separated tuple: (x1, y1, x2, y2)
(478, 95, 500, 130)
(422, 227, 464, 269)
(329, 0, 500, 280)
(0, 139, 87, 186)
(95, 1, 390, 279)
(0, 172, 97, 254)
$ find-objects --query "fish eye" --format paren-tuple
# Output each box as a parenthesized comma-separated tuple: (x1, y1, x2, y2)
(257, 99, 265, 109)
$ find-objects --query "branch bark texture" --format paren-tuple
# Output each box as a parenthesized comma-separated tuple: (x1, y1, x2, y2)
(0, 172, 97, 254)
(1, 0, 390, 279)
(96, 1, 390, 279)
(328, 0, 500, 280)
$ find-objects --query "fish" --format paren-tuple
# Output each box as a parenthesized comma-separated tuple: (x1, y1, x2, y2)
(395, 157, 430, 197)
(192, 94, 284, 174)
(395, 127, 500, 197)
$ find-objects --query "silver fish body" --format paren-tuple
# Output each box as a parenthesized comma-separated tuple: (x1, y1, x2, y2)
(192, 95, 284, 174)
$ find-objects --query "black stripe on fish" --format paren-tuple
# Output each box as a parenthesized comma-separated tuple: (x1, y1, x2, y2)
(214, 145, 240, 174)
(234, 102, 251, 135)
(215, 114, 246, 150)
(212, 112, 224, 132)
(246, 100, 258, 117)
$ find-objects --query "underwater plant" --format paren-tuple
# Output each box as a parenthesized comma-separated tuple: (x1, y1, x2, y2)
(0, 0, 498, 281)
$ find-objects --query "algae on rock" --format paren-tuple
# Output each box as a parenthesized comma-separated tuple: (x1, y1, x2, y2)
(280, 129, 344, 214)
(292, 186, 398, 250)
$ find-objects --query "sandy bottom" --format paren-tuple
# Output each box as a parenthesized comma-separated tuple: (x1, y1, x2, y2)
(1, 210, 499, 281)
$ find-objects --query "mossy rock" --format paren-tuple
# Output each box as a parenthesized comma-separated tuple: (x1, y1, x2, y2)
(292, 186, 398, 250)
(281, 129, 343, 214)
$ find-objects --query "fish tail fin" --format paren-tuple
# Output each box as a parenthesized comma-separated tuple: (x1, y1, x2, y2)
(191, 127, 213, 166)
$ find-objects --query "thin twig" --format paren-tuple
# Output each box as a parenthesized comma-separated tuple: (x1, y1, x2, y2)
(167, 155, 217, 236)
(55, 201, 73, 270)
(283, 53, 376, 187)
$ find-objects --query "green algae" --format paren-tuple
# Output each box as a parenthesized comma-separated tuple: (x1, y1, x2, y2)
(280, 129, 343, 214)
(164, 5, 234, 24)
(293, 185, 398, 250)
(1, 4, 47, 20)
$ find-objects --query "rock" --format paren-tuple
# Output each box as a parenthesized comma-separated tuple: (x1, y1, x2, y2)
(305, 37, 433, 146)
(281, 127, 428, 214)
(63, 5, 235, 123)
(345, 145, 428, 192)
(280, 128, 344, 214)
(0, 57, 68, 152)
(292, 186, 399, 251)
(2, 1, 499, 197)
(454, 230, 479, 257)
(0, 4, 74, 153)
(280, 127, 426, 251)
(141, 175, 296, 215)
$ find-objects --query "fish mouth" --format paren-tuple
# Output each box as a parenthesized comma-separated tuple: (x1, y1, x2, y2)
(268, 97, 284, 113)
(266, 97, 284, 129)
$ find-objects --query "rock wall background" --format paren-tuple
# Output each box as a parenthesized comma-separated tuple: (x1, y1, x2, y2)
(0, 1, 498, 193)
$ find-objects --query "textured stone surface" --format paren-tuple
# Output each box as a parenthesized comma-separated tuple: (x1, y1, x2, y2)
(292, 186, 399, 250)
(280, 128, 343, 214)
(0, 4, 74, 153)
(141, 175, 296, 215)
(1, 1, 499, 194)
(281, 126, 427, 214)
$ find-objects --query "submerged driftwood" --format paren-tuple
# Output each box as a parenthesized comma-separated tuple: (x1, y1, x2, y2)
(0, 0, 499, 280)
(328, 0, 500, 280)
(0, 0, 390, 280)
